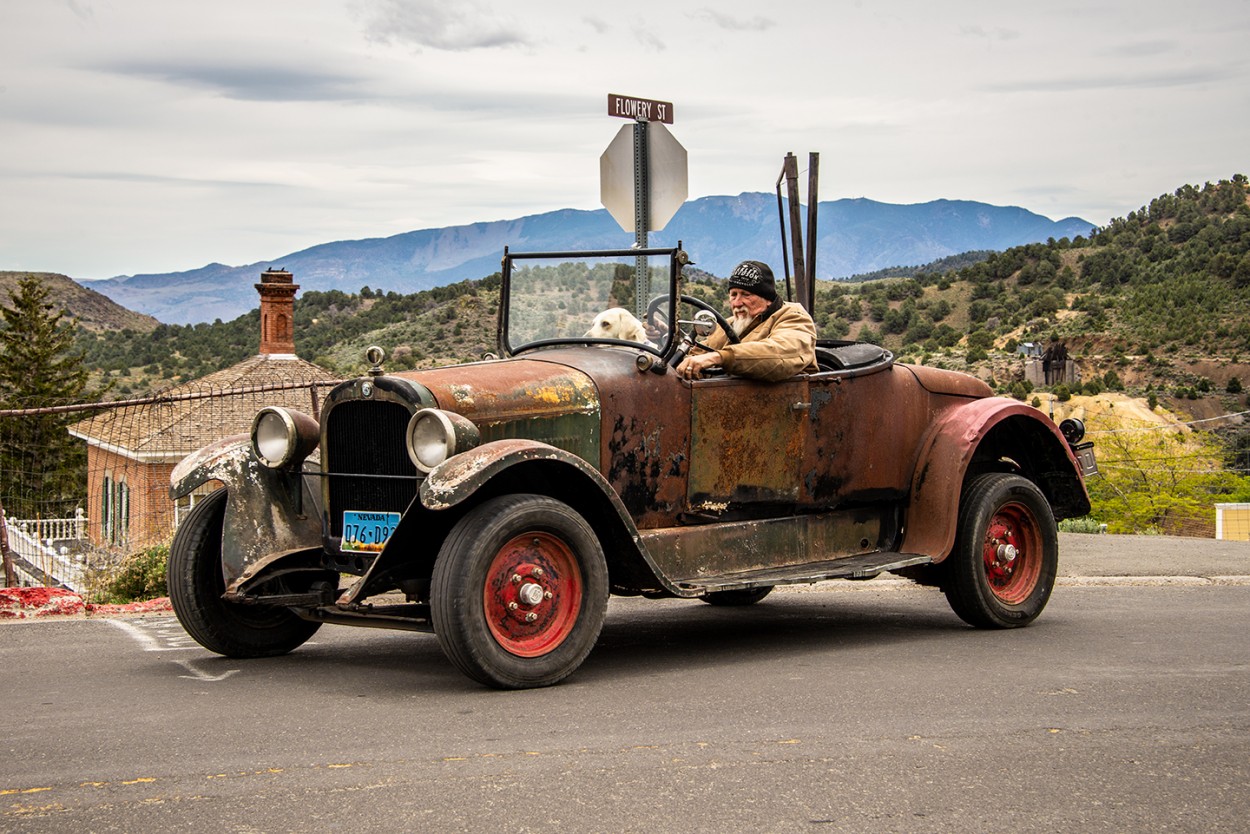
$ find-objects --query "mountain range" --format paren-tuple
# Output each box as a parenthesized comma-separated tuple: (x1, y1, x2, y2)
(82, 193, 1094, 325)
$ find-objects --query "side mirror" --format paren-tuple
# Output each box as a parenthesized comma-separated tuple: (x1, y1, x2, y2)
(692, 310, 717, 338)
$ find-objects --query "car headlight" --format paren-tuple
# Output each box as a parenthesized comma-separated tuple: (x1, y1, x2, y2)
(251, 407, 320, 468)
(406, 408, 480, 473)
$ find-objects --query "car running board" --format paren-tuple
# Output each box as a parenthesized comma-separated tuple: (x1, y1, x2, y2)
(673, 553, 933, 595)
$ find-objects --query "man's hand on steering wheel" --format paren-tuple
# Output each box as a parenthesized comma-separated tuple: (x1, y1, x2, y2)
(677, 350, 723, 380)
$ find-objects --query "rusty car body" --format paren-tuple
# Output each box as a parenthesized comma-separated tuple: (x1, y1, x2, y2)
(168, 246, 1094, 689)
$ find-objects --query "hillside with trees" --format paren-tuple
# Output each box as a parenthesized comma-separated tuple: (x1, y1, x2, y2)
(0, 272, 158, 334)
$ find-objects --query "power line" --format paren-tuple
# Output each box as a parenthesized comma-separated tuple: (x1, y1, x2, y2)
(1095, 463, 1250, 474)
(1086, 409, 1250, 435)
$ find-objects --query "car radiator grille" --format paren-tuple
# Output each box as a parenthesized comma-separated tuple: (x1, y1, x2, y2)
(325, 400, 418, 536)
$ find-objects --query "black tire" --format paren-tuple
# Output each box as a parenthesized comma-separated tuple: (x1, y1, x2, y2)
(430, 494, 609, 689)
(943, 473, 1058, 629)
(168, 489, 321, 657)
(700, 586, 774, 606)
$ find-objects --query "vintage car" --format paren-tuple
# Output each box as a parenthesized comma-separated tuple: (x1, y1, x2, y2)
(168, 246, 1095, 689)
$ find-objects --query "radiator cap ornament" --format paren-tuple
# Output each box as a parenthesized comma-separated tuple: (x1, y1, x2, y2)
(366, 345, 385, 377)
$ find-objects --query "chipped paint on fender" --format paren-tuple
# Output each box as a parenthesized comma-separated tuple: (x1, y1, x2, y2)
(169, 435, 322, 587)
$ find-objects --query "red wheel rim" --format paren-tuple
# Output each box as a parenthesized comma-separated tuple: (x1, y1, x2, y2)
(982, 502, 1042, 605)
(483, 532, 583, 658)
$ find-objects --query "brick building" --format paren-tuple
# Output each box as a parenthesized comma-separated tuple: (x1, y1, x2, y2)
(69, 269, 339, 551)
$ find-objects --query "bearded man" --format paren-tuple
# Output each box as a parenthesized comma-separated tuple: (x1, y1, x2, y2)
(676, 260, 819, 382)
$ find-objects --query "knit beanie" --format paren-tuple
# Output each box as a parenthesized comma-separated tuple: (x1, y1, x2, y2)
(726, 260, 778, 301)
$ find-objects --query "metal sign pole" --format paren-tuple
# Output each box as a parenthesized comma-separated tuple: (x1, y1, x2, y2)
(633, 120, 649, 317)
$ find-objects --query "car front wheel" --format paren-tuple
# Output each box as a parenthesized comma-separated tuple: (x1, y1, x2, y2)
(167, 488, 321, 657)
(431, 494, 609, 689)
(943, 473, 1058, 629)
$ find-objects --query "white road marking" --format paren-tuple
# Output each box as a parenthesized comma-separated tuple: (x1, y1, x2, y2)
(173, 658, 239, 682)
(106, 618, 197, 651)
(106, 619, 241, 682)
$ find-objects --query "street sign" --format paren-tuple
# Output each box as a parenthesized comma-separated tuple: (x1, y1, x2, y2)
(600, 121, 687, 233)
(607, 93, 674, 124)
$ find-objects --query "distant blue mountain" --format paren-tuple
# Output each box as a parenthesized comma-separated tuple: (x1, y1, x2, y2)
(82, 193, 1094, 324)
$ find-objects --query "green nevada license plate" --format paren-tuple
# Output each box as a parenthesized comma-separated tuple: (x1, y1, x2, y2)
(341, 511, 401, 553)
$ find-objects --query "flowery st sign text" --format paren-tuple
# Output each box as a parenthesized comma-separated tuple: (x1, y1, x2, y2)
(607, 94, 674, 124)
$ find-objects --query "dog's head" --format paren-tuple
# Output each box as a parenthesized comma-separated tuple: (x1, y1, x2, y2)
(585, 307, 650, 344)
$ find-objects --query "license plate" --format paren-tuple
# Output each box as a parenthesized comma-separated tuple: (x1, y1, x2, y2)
(341, 511, 401, 553)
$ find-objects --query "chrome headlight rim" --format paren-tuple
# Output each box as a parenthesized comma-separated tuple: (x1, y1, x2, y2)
(251, 406, 320, 469)
(406, 408, 480, 473)
(252, 407, 298, 468)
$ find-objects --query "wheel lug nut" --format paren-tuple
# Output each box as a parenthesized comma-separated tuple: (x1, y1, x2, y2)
(525, 612, 537, 622)
(508, 601, 518, 611)
(544, 590, 553, 600)
(511, 574, 522, 584)
(533, 567, 544, 578)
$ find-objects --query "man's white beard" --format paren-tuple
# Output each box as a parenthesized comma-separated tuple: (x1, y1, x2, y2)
(731, 310, 752, 337)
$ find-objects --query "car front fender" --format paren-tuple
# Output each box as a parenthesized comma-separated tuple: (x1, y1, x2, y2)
(420, 438, 613, 511)
(901, 397, 1088, 562)
(169, 435, 323, 588)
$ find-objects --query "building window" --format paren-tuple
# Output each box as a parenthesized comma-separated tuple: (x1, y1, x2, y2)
(101, 472, 130, 547)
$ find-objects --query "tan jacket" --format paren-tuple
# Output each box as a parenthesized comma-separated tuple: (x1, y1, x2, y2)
(703, 300, 819, 382)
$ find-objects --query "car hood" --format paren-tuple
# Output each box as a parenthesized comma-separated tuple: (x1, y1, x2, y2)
(400, 357, 599, 424)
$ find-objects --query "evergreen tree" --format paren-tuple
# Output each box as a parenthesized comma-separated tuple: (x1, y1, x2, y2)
(0, 275, 93, 518)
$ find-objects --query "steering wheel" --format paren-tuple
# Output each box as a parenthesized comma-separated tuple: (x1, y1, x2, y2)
(646, 294, 739, 344)
(645, 294, 739, 371)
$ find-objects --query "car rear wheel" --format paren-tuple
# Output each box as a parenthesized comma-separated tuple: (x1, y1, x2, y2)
(943, 473, 1058, 629)
(431, 494, 609, 689)
(168, 488, 321, 657)
(700, 586, 774, 606)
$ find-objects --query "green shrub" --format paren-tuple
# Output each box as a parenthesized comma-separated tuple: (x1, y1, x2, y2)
(103, 544, 170, 603)
(1059, 517, 1104, 534)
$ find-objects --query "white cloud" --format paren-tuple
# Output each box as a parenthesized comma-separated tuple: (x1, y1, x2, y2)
(690, 9, 776, 32)
(353, 0, 527, 51)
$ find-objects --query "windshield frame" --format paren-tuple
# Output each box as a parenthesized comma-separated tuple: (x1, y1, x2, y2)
(498, 246, 686, 359)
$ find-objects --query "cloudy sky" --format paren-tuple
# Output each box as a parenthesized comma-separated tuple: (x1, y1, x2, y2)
(2, 0, 1248, 280)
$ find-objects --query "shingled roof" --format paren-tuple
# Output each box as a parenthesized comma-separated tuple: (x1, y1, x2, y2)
(69, 356, 340, 462)
(69, 268, 341, 461)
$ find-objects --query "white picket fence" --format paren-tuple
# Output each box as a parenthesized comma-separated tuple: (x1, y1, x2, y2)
(4, 511, 89, 591)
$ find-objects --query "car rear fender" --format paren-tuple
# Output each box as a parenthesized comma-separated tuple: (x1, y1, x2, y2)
(420, 438, 678, 595)
(902, 398, 1090, 562)
(169, 434, 323, 588)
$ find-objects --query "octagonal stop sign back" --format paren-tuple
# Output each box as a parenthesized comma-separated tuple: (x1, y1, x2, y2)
(600, 121, 688, 233)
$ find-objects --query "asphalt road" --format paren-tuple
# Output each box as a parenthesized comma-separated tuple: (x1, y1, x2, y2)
(2, 534, 1249, 833)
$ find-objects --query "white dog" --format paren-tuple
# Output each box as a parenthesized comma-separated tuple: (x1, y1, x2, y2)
(584, 308, 654, 346)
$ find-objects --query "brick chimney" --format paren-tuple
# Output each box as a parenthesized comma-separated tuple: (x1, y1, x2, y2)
(256, 268, 298, 356)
